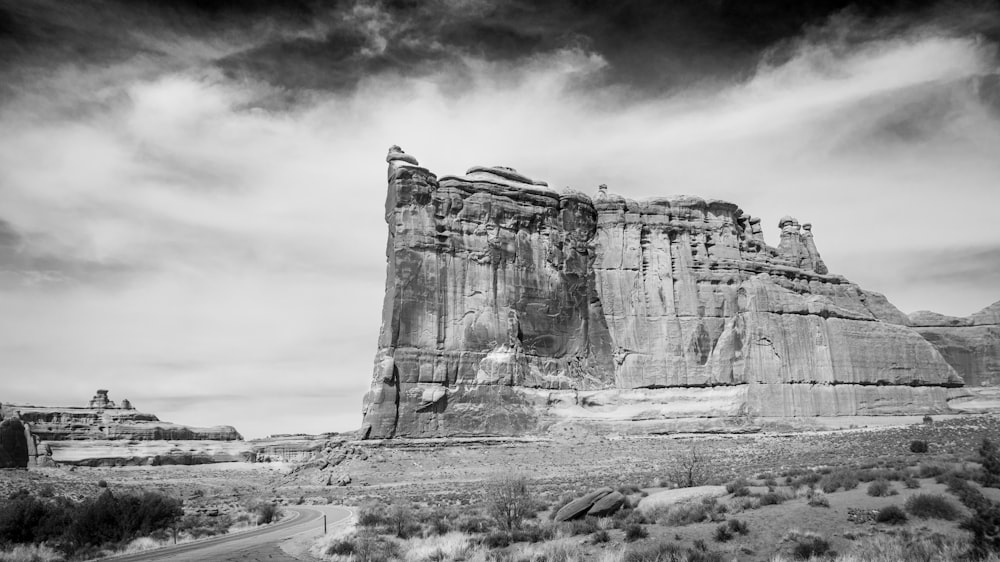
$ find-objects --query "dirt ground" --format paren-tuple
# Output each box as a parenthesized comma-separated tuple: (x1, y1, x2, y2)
(3, 414, 998, 561)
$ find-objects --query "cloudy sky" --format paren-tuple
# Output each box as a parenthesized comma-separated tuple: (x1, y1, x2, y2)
(1, 0, 998, 438)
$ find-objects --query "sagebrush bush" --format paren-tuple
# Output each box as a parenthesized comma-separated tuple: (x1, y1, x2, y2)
(820, 470, 860, 493)
(875, 505, 908, 525)
(903, 476, 921, 489)
(980, 439, 1000, 488)
(727, 518, 749, 535)
(808, 493, 830, 508)
(786, 530, 831, 560)
(658, 503, 710, 526)
(867, 479, 896, 497)
(624, 523, 648, 542)
(905, 494, 961, 520)
(757, 492, 787, 506)
(918, 462, 948, 478)
(591, 529, 610, 544)
(251, 501, 282, 525)
(343, 532, 400, 562)
(910, 440, 929, 453)
(624, 540, 724, 562)
(726, 478, 751, 496)
(714, 524, 733, 542)
(941, 474, 990, 512)
(356, 502, 390, 528)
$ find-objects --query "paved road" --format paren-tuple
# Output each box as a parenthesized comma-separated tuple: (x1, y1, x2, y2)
(106, 506, 353, 562)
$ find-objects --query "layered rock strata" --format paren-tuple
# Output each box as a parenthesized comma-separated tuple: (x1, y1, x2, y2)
(361, 147, 965, 439)
(1, 391, 243, 466)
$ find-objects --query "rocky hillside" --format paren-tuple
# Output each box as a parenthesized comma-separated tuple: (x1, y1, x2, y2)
(361, 147, 987, 439)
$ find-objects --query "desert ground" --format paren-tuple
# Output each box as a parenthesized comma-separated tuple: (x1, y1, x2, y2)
(4, 414, 1000, 561)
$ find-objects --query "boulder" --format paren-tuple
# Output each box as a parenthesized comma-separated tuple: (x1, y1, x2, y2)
(587, 490, 626, 517)
(0, 418, 29, 468)
(554, 487, 613, 522)
(637, 486, 727, 513)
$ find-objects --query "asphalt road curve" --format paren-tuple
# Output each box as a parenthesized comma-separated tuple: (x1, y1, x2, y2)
(105, 506, 352, 562)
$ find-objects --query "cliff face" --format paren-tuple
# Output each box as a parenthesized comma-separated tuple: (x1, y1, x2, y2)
(362, 148, 966, 439)
(908, 301, 1000, 387)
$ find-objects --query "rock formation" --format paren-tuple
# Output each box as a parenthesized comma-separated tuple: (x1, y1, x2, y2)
(0, 417, 29, 468)
(908, 301, 1000, 387)
(361, 147, 967, 439)
(1, 390, 245, 466)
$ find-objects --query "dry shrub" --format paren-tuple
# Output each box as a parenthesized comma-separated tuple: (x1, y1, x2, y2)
(488, 475, 532, 532)
(402, 532, 473, 562)
(866, 479, 896, 497)
(874, 505, 907, 525)
(905, 494, 961, 520)
(0, 544, 64, 562)
(782, 529, 830, 560)
(837, 531, 996, 562)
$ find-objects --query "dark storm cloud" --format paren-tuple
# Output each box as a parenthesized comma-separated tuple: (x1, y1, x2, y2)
(4, 0, 998, 97)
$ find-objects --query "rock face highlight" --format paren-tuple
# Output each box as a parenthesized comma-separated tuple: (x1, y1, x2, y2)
(361, 148, 966, 439)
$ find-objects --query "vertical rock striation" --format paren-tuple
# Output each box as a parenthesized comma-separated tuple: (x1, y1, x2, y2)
(362, 148, 967, 438)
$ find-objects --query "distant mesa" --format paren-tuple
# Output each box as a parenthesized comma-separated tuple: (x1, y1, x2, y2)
(360, 146, 1000, 439)
(0, 390, 246, 467)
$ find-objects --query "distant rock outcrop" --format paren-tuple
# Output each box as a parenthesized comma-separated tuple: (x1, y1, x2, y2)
(909, 301, 1000, 387)
(361, 148, 968, 439)
(1, 390, 245, 466)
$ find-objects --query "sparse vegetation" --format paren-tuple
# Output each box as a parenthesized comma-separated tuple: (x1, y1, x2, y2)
(0, 488, 182, 559)
(820, 469, 860, 493)
(486, 475, 532, 532)
(980, 438, 1000, 488)
(713, 523, 733, 542)
(725, 477, 751, 496)
(672, 443, 711, 488)
(875, 505, 908, 525)
(624, 523, 648, 542)
(784, 529, 831, 560)
(757, 491, 788, 506)
(807, 492, 830, 508)
(250, 500, 282, 525)
(866, 479, 896, 497)
(905, 494, 961, 520)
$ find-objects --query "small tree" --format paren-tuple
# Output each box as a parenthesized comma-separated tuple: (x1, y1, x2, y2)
(487, 475, 532, 532)
(672, 443, 710, 488)
(980, 438, 1000, 488)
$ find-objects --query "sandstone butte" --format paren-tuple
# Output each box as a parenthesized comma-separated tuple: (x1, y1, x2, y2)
(361, 146, 1000, 439)
(0, 390, 244, 467)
